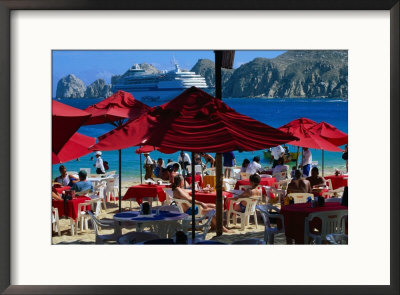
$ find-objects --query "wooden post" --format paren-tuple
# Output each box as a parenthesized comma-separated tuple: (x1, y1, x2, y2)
(214, 50, 224, 236)
(191, 152, 196, 241)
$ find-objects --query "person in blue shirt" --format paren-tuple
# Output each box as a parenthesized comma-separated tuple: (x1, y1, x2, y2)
(72, 170, 93, 193)
(153, 158, 164, 178)
(223, 151, 236, 178)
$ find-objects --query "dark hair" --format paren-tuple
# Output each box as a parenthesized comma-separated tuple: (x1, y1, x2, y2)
(277, 157, 284, 165)
(294, 169, 302, 180)
(171, 175, 183, 190)
(157, 158, 163, 162)
(59, 165, 66, 172)
(249, 173, 261, 185)
(311, 167, 319, 174)
(172, 163, 180, 170)
(78, 170, 87, 180)
(242, 159, 250, 167)
(253, 156, 260, 163)
(167, 159, 173, 163)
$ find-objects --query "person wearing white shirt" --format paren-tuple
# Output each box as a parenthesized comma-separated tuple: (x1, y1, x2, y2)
(94, 151, 105, 174)
(246, 156, 262, 175)
(301, 147, 312, 177)
(272, 158, 289, 181)
(178, 151, 191, 171)
(271, 145, 285, 168)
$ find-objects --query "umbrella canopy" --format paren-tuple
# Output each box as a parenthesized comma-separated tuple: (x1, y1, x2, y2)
(308, 121, 348, 146)
(52, 132, 96, 164)
(278, 117, 318, 136)
(283, 125, 343, 152)
(135, 145, 176, 154)
(92, 87, 298, 152)
(52, 100, 92, 154)
(83, 90, 150, 125)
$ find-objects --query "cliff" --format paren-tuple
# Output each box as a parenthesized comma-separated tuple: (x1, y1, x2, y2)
(56, 74, 86, 98)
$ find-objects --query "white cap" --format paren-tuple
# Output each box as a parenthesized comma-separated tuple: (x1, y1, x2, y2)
(95, 151, 102, 156)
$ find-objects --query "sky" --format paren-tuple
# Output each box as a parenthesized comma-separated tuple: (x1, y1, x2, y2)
(52, 50, 286, 97)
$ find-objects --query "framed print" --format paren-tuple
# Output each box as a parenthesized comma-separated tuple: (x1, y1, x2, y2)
(1, 1, 399, 294)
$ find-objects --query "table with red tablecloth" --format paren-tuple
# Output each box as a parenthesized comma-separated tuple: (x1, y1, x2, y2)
(52, 196, 91, 220)
(324, 175, 348, 190)
(281, 202, 348, 244)
(188, 191, 234, 210)
(122, 184, 167, 204)
(54, 186, 70, 194)
(185, 174, 203, 188)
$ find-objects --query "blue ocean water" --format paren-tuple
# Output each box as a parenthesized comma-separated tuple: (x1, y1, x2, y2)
(52, 98, 348, 182)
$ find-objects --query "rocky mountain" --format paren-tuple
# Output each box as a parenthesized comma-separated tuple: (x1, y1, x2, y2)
(190, 50, 348, 98)
(84, 79, 113, 98)
(56, 74, 86, 98)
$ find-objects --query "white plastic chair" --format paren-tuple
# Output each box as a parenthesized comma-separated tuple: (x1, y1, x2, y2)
(157, 205, 180, 212)
(240, 172, 250, 180)
(272, 171, 287, 182)
(226, 197, 259, 231)
(325, 179, 333, 190)
(51, 207, 61, 236)
(162, 188, 174, 205)
(287, 193, 314, 204)
(105, 177, 118, 204)
(117, 231, 160, 244)
(329, 186, 345, 197)
(76, 198, 101, 232)
(173, 198, 203, 218)
(256, 204, 285, 244)
(79, 168, 91, 175)
(304, 210, 348, 244)
(203, 167, 216, 176)
(86, 211, 121, 244)
(278, 179, 290, 190)
(264, 186, 286, 204)
(75, 189, 93, 197)
(182, 209, 216, 241)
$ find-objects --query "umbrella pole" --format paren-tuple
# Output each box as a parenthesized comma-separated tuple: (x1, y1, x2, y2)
(139, 153, 142, 184)
(118, 149, 122, 213)
(295, 146, 300, 168)
(191, 152, 196, 242)
(322, 150, 325, 177)
(215, 153, 223, 236)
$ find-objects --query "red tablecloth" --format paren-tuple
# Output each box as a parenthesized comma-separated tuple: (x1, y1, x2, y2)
(324, 175, 348, 190)
(122, 184, 167, 204)
(185, 174, 203, 188)
(189, 191, 233, 210)
(54, 186, 71, 194)
(234, 178, 276, 190)
(52, 196, 91, 220)
(281, 202, 348, 244)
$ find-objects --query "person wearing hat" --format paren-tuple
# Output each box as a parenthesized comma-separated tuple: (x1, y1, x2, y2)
(72, 170, 94, 192)
(94, 151, 105, 174)
(143, 153, 155, 180)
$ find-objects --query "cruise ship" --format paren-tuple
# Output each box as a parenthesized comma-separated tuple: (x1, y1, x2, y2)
(111, 63, 212, 101)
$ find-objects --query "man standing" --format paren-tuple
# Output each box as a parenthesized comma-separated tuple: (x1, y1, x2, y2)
(94, 151, 105, 174)
(144, 153, 155, 180)
(301, 147, 312, 177)
(178, 151, 191, 171)
(271, 145, 285, 168)
(223, 151, 236, 178)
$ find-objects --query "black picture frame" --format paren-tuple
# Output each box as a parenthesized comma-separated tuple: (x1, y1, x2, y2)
(0, 1, 399, 294)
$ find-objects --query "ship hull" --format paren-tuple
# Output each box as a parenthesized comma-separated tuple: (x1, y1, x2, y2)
(115, 88, 214, 102)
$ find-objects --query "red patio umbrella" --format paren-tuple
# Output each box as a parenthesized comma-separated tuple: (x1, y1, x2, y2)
(52, 132, 96, 164)
(84, 91, 150, 212)
(92, 87, 297, 239)
(308, 121, 348, 146)
(52, 100, 91, 154)
(83, 90, 150, 125)
(93, 87, 298, 152)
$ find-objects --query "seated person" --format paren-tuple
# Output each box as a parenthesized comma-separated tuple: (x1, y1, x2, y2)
(54, 165, 78, 186)
(246, 156, 262, 174)
(195, 157, 206, 171)
(306, 167, 326, 188)
(71, 170, 93, 193)
(171, 175, 230, 232)
(169, 163, 189, 186)
(231, 173, 262, 213)
(287, 169, 312, 194)
(51, 186, 63, 201)
(153, 158, 164, 178)
(272, 158, 288, 174)
(160, 167, 171, 181)
(240, 159, 250, 173)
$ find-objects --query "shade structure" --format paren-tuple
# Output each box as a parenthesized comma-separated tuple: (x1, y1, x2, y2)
(83, 90, 150, 125)
(92, 87, 298, 152)
(278, 117, 318, 136)
(52, 100, 92, 154)
(282, 124, 343, 152)
(135, 145, 176, 154)
(308, 121, 348, 146)
(52, 132, 96, 164)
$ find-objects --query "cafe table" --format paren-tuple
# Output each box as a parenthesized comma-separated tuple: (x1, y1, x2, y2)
(54, 186, 70, 194)
(324, 175, 348, 190)
(188, 190, 234, 210)
(122, 184, 167, 205)
(185, 174, 203, 188)
(113, 210, 188, 238)
(280, 202, 348, 244)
